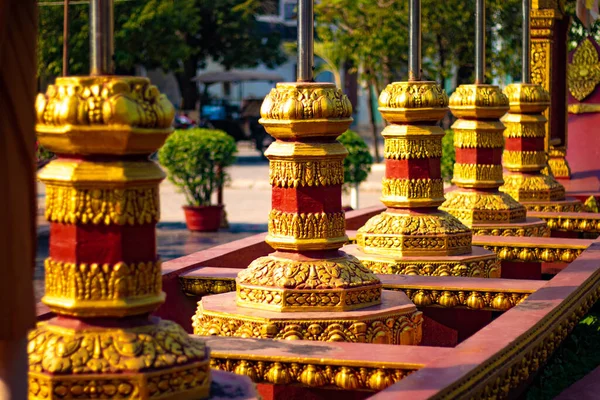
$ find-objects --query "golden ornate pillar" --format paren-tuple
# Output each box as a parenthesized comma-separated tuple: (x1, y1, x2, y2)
(27, 1, 213, 397)
(192, 82, 423, 345)
(440, 85, 549, 237)
(345, 82, 500, 278)
(500, 83, 580, 212)
(531, 0, 572, 178)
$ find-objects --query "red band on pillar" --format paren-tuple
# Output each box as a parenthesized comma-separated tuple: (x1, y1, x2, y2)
(272, 186, 343, 214)
(504, 137, 545, 151)
(455, 148, 503, 164)
(385, 158, 441, 180)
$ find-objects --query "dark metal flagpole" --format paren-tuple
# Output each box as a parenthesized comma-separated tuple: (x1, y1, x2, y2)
(63, 0, 69, 76)
(408, 0, 421, 81)
(475, 0, 485, 84)
(522, 0, 531, 83)
(297, 0, 314, 82)
(90, 0, 114, 75)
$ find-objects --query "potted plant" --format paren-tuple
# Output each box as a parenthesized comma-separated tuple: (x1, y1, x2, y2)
(338, 130, 374, 210)
(158, 128, 237, 231)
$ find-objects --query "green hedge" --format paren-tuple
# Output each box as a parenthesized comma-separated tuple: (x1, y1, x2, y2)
(441, 129, 455, 183)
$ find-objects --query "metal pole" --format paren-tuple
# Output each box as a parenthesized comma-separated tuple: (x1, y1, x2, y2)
(522, 0, 531, 83)
(475, 0, 485, 84)
(297, 0, 314, 82)
(90, 0, 114, 75)
(408, 0, 421, 81)
(63, 0, 69, 76)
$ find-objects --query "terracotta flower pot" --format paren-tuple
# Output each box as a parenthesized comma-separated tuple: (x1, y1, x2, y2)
(183, 205, 223, 232)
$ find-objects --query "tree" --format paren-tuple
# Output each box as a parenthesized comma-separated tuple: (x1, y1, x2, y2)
(316, 0, 409, 162)
(177, 0, 286, 109)
(38, 0, 198, 78)
(37, 0, 286, 110)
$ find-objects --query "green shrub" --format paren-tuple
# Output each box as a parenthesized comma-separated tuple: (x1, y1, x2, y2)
(337, 130, 374, 188)
(36, 141, 54, 165)
(441, 129, 455, 182)
(158, 128, 237, 206)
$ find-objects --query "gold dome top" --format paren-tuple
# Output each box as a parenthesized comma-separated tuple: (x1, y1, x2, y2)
(35, 76, 175, 155)
(259, 82, 353, 140)
(449, 84, 509, 119)
(378, 81, 448, 123)
(503, 83, 550, 113)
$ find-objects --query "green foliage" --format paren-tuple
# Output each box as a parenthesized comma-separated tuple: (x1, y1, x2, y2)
(316, 0, 523, 90)
(565, 2, 600, 51)
(337, 130, 373, 187)
(158, 128, 237, 206)
(526, 304, 600, 399)
(38, 0, 198, 77)
(441, 130, 455, 183)
(35, 142, 55, 165)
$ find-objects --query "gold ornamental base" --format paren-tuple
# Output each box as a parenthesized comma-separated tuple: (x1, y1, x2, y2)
(193, 291, 422, 345)
(499, 172, 566, 202)
(470, 217, 550, 237)
(355, 209, 473, 257)
(440, 190, 527, 225)
(344, 244, 501, 278)
(519, 197, 583, 213)
(28, 319, 211, 400)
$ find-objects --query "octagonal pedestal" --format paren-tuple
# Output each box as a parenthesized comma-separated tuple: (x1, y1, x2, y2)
(519, 197, 583, 213)
(344, 244, 500, 278)
(470, 217, 550, 237)
(193, 291, 422, 345)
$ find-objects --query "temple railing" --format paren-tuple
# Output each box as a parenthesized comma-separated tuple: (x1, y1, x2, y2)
(528, 211, 600, 235)
(180, 268, 544, 312)
(472, 235, 593, 262)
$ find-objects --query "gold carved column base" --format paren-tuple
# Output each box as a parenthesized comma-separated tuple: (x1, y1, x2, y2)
(344, 244, 500, 278)
(355, 210, 473, 257)
(28, 319, 211, 400)
(193, 291, 423, 345)
(545, 146, 572, 179)
(441, 190, 549, 237)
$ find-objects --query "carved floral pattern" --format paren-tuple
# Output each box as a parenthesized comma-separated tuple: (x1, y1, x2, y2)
(268, 210, 346, 240)
(384, 137, 442, 159)
(44, 185, 159, 225)
(269, 159, 344, 188)
(567, 38, 600, 101)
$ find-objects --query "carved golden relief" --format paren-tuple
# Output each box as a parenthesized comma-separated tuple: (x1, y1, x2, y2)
(440, 269, 600, 400)
(260, 83, 353, 121)
(453, 130, 505, 149)
(452, 164, 504, 185)
(359, 257, 500, 279)
(35, 77, 175, 155)
(29, 319, 209, 374)
(503, 83, 550, 113)
(44, 259, 162, 307)
(448, 84, 509, 119)
(378, 81, 449, 123)
(209, 358, 416, 391)
(584, 196, 599, 213)
(500, 174, 565, 201)
(440, 191, 527, 224)
(193, 309, 423, 345)
(235, 254, 382, 312)
(525, 201, 582, 213)
(381, 178, 445, 205)
(531, 42, 550, 90)
(44, 184, 160, 225)
(384, 137, 442, 159)
(238, 255, 379, 289)
(269, 159, 344, 188)
(533, 213, 600, 233)
(180, 277, 236, 298)
(268, 210, 346, 240)
(30, 364, 211, 400)
(502, 150, 548, 170)
(502, 119, 546, 138)
(547, 146, 572, 178)
(401, 288, 528, 311)
(259, 83, 353, 140)
(472, 224, 550, 238)
(356, 211, 473, 257)
(478, 243, 584, 263)
(568, 38, 600, 101)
